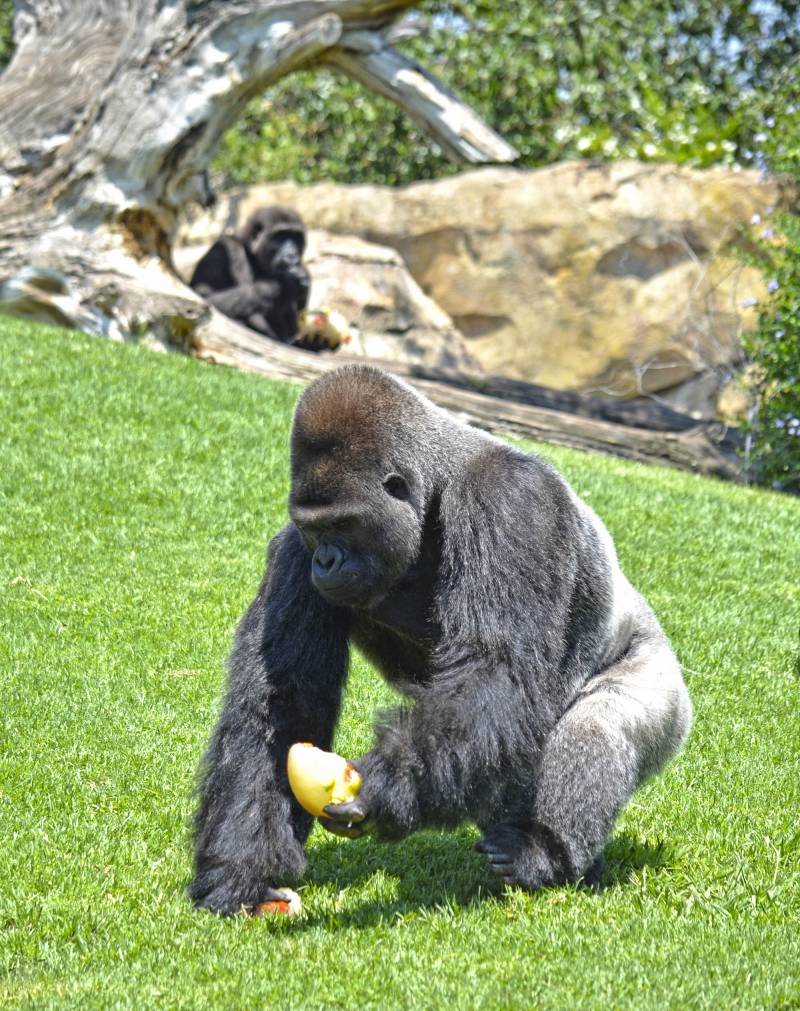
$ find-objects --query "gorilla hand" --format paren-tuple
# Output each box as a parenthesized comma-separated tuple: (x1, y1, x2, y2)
(279, 263, 310, 303)
(319, 751, 421, 842)
(320, 797, 373, 839)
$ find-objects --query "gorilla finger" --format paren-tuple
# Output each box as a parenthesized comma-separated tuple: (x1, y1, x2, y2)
(483, 849, 515, 872)
(489, 862, 515, 876)
(486, 852, 513, 869)
(475, 840, 505, 856)
(322, 800, 368, 824)
(489, 867, 517, 884)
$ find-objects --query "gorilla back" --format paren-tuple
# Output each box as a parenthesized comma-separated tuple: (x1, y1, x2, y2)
(189, 365, 691, 915)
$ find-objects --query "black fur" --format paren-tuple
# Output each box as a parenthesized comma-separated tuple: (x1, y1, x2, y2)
(190, 206, 310, 343)
(189, 366, 691, 914)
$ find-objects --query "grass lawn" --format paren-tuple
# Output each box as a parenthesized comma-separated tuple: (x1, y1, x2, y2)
(1, 318, 799, 1010)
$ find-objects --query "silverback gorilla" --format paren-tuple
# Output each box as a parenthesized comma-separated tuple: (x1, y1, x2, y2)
(189, 366, 691, 915)
(190, 206, 310, 342)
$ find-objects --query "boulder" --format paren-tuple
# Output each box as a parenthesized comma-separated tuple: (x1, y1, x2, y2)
(179, 161, 785, 400)
(174, 230, 481, 374)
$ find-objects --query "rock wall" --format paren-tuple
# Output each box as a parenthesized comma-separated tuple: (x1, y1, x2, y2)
(179, 161, 787, 408)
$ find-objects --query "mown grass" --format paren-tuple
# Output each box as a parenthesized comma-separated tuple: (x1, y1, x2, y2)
(1, 318, 799, 1010)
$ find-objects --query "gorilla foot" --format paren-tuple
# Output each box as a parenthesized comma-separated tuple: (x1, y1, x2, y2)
(476, 821, 585, 891)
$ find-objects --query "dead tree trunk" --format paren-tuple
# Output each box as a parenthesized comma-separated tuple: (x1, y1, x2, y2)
(0, 0, 516, 345)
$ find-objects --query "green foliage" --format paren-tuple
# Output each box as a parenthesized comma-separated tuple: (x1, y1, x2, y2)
(2, 318, 800, 1008)
(212, 70, 447, 188)
(740, 213, 800, 493)
(736, 68, 800, 493)
(213, 0, 800, 188)
(0, 0, 13, 71)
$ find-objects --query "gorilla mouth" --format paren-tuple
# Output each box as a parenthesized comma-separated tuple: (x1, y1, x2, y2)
(311, 566, 385, 609)
(311, 568, 355, 596)
(313, 579, 376, 609)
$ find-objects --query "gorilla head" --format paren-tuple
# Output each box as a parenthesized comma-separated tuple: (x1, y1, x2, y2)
(288, 368, 429, 609)
(239, 206, 306, 278)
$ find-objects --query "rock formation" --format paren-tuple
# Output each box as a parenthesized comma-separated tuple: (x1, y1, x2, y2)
(180, 161, 786, 416)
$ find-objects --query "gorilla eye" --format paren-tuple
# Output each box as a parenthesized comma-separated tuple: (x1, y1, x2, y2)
(382, 473, 409, 500)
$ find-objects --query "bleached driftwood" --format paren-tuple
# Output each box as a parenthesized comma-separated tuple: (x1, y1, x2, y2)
(193, 323, 745, 482)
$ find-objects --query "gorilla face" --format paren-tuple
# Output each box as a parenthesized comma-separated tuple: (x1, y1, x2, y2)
(245, 209, 306, 277)
(289, 458, 424, 610)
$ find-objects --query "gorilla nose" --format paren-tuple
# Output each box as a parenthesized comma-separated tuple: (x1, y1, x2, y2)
(312, 543, 345, 585)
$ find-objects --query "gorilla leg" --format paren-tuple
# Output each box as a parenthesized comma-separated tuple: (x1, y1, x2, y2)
(478, 613, 691, 890)
(205, 282, 283, 337)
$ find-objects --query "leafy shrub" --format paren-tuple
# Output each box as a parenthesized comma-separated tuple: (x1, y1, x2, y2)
(739, 70, 800, 494)
(740, 214, 800, 494)
(213, 1, 800, 188)
(0, 0, 13, 71)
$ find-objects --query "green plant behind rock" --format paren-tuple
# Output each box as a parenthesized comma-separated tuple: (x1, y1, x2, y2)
(213, 0, 800, 188)
(741, 213, 800, 494)
(740, 70, 800, 494)
(0, 0, 13, 72)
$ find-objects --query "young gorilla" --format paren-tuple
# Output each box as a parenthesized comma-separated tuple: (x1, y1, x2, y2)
(190, 206, 309, 343)
(189, 366, 692, 915)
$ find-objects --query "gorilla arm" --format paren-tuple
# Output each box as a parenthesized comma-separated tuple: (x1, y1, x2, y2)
(188, 235, 283, 337)
(189, 524, 350, 915)
(205, 279, 288, 338)
(322, 658, 541, 841)
(190, 235, 253, 297)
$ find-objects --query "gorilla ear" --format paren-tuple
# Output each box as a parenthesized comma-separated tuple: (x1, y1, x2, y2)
(382, 473, 409, 501)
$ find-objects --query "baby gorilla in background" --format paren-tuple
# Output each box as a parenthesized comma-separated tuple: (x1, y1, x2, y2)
(190, 206, 309, 343)
(189, 366, 692, 915)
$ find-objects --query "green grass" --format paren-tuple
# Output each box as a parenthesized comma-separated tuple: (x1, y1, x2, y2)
(1, 318, 799, 1011)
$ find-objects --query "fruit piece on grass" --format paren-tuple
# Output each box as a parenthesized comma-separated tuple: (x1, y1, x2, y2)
(287, 742, 362, 818)
(251, 889, 302, 917)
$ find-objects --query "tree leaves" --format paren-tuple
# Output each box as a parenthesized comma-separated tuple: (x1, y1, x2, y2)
(213, 0, 800, 188)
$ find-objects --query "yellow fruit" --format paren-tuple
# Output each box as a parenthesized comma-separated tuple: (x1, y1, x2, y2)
(286, 742, 362, 818)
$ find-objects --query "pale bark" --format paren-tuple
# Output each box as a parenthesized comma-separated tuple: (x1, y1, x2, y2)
(194, 322, 744, 482)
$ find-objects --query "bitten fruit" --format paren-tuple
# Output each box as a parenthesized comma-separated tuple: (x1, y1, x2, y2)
(287, 742, 362, 818)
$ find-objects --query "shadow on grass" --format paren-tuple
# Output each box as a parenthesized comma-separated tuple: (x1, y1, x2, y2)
(290, 827, 676, 929)
(595, 831, 676, 889)
(302, 827, 491, 927)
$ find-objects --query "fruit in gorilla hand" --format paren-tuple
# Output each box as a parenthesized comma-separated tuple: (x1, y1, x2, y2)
(287, 743, 362, 818)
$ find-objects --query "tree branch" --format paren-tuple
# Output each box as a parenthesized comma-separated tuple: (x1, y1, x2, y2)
(192, 317, 743, 482)
(325, 33, 519, 163)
